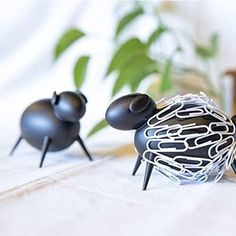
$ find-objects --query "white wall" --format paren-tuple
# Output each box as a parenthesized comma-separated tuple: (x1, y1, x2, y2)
(0, 0, 236, 149)
(194, 0, 236, 69)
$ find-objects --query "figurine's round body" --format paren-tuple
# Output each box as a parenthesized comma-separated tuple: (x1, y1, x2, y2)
(10, 91, 92, 168)
(135, 97, 236, 183)
(106, 92, 236, 189)
(135, 104, 236, 159)
(21, 99, 79, 152)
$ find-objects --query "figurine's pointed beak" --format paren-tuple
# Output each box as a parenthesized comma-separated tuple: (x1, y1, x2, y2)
(51, 91, 59, 105)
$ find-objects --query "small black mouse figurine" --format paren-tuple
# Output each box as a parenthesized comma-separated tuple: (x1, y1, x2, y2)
(10, 91, 92, 167)
(106, 92, 236, 190)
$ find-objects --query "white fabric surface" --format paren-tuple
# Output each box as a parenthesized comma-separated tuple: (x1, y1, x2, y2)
(0, 155, 236, 236)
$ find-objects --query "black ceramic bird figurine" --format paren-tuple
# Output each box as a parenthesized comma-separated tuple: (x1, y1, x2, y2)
(10, 91, 92, 167)
(106, 92, 236, 190)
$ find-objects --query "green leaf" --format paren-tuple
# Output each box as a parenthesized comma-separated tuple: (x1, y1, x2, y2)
(87, 119, 108, 138)
(115, 7, 144, 38)
(106, 38, 147, 76)
(112, 55, 158, 96)
(210, 33, 219, 56)
(130, 67, 158, 92)
(160, 60, 172, 92)
(73, 56, 90, 89)
(195, 33, 219, 59)
(195, 46, 211, 59)
(147, 25, 167, 46)
(54, 28, 85, 59)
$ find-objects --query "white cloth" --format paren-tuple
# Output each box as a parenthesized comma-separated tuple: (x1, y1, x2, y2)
(0, 155, 236, 236)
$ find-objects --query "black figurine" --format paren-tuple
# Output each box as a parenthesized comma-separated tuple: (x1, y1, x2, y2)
(10, 91, 92, 167)
(106, 92, 236, 190)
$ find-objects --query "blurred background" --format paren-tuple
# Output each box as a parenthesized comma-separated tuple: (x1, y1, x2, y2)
(2, 2, 236, 235)
(1, 0, 236, 153)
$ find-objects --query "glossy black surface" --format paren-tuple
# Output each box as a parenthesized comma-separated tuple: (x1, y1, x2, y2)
(10, 91, 92, 167)
(105, 93, 236, 190)
(52, 91, 87, 122)
(134, 105, 219, 158)
(105, 93, 157, 130)
(21, 99, 79, 151)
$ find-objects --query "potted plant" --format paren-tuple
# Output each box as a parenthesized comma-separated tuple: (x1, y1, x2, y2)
(54, 1, 221, 138)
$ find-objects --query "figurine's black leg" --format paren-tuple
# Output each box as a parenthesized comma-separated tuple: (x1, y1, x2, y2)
(10, 136, 23, 156)
(142, 153, 155, 191)
(39, 136, 51, 168)
(132, 155, 143, 176)
(231, 159, 236, 174)
(76, 135, 93, 161)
